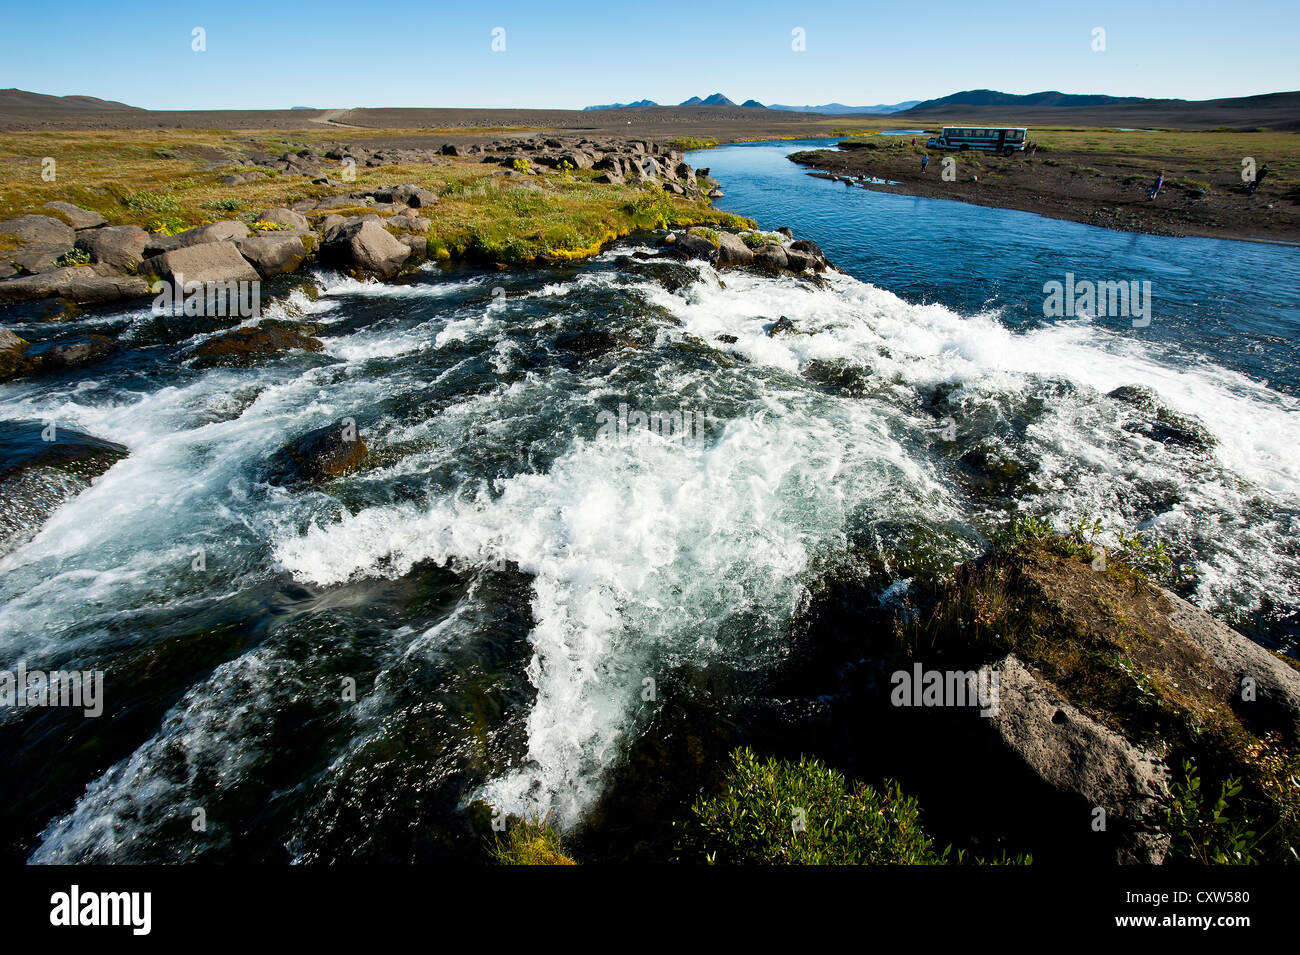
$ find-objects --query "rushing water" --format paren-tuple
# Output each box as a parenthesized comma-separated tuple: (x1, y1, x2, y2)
(1, 139, 1298, 862)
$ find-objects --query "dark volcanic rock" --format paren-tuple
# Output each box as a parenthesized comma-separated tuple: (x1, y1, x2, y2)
(268, 419, 368, 484)
(192, 324, 324, 368)
(556, 330, 635, 358)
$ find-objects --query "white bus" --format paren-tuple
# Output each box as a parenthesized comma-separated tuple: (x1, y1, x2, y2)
(926, 127, 1028, 155)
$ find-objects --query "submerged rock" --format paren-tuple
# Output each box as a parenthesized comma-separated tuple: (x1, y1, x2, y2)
(192, 324, 324, 368)
(0, 420, 128, 557)
(267, 419, 368, 484)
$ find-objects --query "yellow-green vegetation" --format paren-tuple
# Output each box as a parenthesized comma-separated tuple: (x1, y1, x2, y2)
(897, 516, 1300, 863)
(0, 128, 752, 265)
(490, 819, 577, 865)
(670, 136, 718, 150)
(687, 226, 721, 247)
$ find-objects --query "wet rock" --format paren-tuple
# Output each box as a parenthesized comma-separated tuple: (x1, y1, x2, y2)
(767, 316, 797, 337)
(74, 225, 148, 271)
(1107, 384, 1216, 451)
(556, 329, 635, 358)
(43, 202, 107, 230)
(752, 244, 788, 271)
(319, 219, 410, 277)
(616, 256, 697, 293)
(268, 419, 368, 484)
(0, 420, 128, 557)
(23, 334, 119, 374)
(784, 248, 818, 273)
(666, 233, 719, 264)
(192, 324, 324, 368)
(0, 329, 29, 381)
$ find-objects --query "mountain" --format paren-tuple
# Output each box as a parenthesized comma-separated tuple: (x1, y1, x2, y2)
(768, 101, 920, 114)
(582, 99, 659, 111)
(741, 99, 765, 108)
(0, 88, 140, 110)
(905, 89, 1149, 111)
(679, 93, 736, 107)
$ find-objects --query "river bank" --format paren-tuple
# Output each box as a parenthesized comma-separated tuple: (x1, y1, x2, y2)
(787, 128, 1300, 244)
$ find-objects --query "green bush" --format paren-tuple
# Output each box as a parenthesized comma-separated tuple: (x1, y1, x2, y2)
(675, 747, 942, 864)
(1166, 759, 1261, 864)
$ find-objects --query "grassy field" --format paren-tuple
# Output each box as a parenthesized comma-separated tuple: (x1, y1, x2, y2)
(838, 126, 1300, 192)
(0, 128, 753, 264)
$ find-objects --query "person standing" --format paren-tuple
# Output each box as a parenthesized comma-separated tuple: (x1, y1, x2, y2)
(1148, 170, 1166, 199)
(921, 154, 930, 172)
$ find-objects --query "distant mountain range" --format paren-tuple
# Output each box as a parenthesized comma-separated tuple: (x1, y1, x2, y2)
(585, 93, 919, 112)
(908, 89, 1150, 110)
(581, 89, 1261, 115)
(0, 88, 140, 110)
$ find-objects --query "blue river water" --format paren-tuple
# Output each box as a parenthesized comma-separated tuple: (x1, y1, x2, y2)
(692, 138, 1300, 397)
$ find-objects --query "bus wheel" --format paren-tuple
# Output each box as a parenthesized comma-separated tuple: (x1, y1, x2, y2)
(1003, 147, 1013, 157)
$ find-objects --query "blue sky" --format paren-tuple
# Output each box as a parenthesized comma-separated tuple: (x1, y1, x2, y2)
(1, 0, 1295, 110)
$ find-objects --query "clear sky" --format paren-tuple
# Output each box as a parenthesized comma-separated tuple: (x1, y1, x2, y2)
(1, 0, 1295, 110)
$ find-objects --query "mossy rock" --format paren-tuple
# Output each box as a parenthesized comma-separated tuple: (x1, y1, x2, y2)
(192, 324, 324, 368)
(267, 419, 368, 484)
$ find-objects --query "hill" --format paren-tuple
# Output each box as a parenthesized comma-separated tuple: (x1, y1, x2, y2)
(0, 88, 140, 110)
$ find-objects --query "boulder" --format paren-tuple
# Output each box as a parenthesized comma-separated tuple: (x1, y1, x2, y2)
(75, 225, 148, 271)
(141, 241, 260, 286)
(174, 220, 250, 248)
(0, 215, 75, 248)
(752, 244, 789, 270)
(784, 248, 818, 273)
(319, 219, 410, 277)
(234, 234, 308, 277)
(986, 654, 1170, 863)
(0, 267, 149, 304)
(1164, 591, 1300, 746)
(0, 329, 28, 381)
(144, 233, 182, 257)
(257, 207, 310, 231)
(192, 324, 324, 368)
(43, 202, 107, 230)
(268, 419, 368, 484)
(16, 335, 120, 377)
(715, 232, 754, 267)
(667, 233, 719, 264)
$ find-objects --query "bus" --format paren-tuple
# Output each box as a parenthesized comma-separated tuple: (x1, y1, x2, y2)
(926, 127, 1028, 155)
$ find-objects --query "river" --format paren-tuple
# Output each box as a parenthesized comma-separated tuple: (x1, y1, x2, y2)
(1, 137, 1297, 861)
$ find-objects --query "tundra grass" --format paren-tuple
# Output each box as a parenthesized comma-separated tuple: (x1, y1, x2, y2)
(0, 128, 752, 264)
